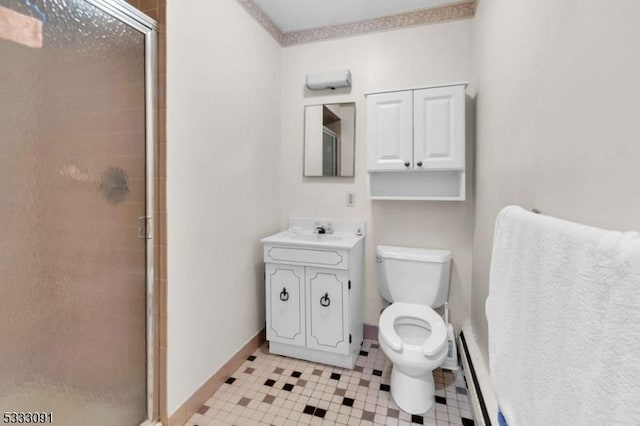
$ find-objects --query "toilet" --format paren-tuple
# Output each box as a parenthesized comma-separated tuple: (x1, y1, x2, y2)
(376, 245, 452, 414)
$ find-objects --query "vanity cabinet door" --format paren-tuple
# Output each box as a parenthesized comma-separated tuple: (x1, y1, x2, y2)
(413, 85, 465, 170)
(305, 267, 350, 355)
(366, 91, 414, 171)
(266, 264, 305, 347)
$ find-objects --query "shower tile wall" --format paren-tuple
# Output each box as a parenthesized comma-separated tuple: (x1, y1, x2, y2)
(130, 0, 167, 421)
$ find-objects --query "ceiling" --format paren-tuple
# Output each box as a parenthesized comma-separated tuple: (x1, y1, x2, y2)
(252, 0, 464, 32)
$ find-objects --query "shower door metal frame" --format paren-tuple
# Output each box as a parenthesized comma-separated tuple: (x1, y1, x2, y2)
(83, 1, 158, 424)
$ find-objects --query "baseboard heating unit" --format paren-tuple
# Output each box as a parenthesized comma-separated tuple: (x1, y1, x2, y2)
(457, 326, 499, 426)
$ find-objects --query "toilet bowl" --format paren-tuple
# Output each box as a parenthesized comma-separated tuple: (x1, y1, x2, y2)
(378, 302, 448, 414)
(375, 245, 452, 414)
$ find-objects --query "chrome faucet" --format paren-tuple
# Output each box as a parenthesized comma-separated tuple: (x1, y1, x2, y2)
(313, 222, 334, 235)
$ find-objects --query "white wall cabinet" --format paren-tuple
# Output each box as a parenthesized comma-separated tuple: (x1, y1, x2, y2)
(262, 219, 364, 369)
(366, 83, 467, 200)
(414, 86, 465, 170)
(366, 91, 413, 171)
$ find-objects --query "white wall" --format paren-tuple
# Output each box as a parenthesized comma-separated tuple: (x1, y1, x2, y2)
(470, 0, 640, 367)
(166, 0, 282, 414)
(280, 21, 474, 328)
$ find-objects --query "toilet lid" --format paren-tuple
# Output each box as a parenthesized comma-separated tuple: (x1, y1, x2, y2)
(379, 303, 447, 357)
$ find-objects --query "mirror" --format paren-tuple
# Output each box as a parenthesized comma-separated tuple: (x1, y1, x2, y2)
(304, 102, 355, 177)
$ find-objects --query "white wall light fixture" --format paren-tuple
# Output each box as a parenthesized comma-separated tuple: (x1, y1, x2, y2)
(306, 69, 352, 90)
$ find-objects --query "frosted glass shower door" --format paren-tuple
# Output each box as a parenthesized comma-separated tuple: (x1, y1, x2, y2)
(0, 0, 155, 425)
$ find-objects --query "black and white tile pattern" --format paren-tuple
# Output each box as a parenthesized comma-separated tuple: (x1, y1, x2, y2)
(186, 339, 475, 426)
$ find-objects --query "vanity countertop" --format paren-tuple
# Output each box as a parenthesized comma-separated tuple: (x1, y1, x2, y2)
(261, 230, 364, 250)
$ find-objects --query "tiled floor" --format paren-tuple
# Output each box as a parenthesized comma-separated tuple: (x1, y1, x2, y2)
(186, 339, 475, 426)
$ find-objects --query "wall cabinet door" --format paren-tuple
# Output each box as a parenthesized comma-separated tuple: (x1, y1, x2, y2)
(266, 264, 305, 347)
(366, 91, 413, 171)
(413, 85, 465, 170)
(305, 267, 350, 355)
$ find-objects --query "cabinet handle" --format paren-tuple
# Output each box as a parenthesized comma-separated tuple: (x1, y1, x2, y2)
(417, 161, 423, 167)
(404, 161, 410, 167)
(320, 292, 330, 307)
(279, 287, 289, 302)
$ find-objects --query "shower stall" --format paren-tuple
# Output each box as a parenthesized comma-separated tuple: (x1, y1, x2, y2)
(0, 0, 157, 424)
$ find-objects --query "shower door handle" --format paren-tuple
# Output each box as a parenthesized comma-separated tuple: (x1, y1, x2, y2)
(138, 216, 152, 240)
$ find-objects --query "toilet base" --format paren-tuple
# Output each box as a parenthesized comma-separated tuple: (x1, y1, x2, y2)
(390, 366, 436, 415)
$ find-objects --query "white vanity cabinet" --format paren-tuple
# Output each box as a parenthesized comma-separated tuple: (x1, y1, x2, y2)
(262, 219, 364, 369)
(266, 264, 306, 347)
(366, 83, 467, 200)
(304, 267, 350, 355)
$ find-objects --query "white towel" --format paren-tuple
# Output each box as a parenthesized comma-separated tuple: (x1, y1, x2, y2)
(486, 206, 640, 426)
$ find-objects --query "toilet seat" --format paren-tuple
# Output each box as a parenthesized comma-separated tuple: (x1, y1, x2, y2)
(379, 303, 447, 357)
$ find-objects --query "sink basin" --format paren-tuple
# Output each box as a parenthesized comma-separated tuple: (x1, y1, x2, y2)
(290, 233, 343, 242)
(261, 220, 364, 249)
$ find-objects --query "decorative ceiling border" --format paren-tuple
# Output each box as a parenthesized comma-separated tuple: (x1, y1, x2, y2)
(236, 0, 476, 47)
(282, 1, 476, 46)
(235, 0, 284, 43)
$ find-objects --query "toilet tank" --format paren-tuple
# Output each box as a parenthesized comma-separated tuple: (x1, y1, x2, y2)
(376, 245, 452, 307)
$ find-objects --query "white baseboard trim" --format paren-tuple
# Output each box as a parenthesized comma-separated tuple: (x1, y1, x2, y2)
(458, 325, 498, 426)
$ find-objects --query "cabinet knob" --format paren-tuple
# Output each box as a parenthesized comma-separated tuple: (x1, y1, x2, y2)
(417, 161, 423, 167)
(320, 292, 330, 307)
(404, 161, 410, 167)
(279, 287, 289, 302)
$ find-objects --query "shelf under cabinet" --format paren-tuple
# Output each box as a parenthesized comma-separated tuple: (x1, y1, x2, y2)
(368, 170, 465, 201)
